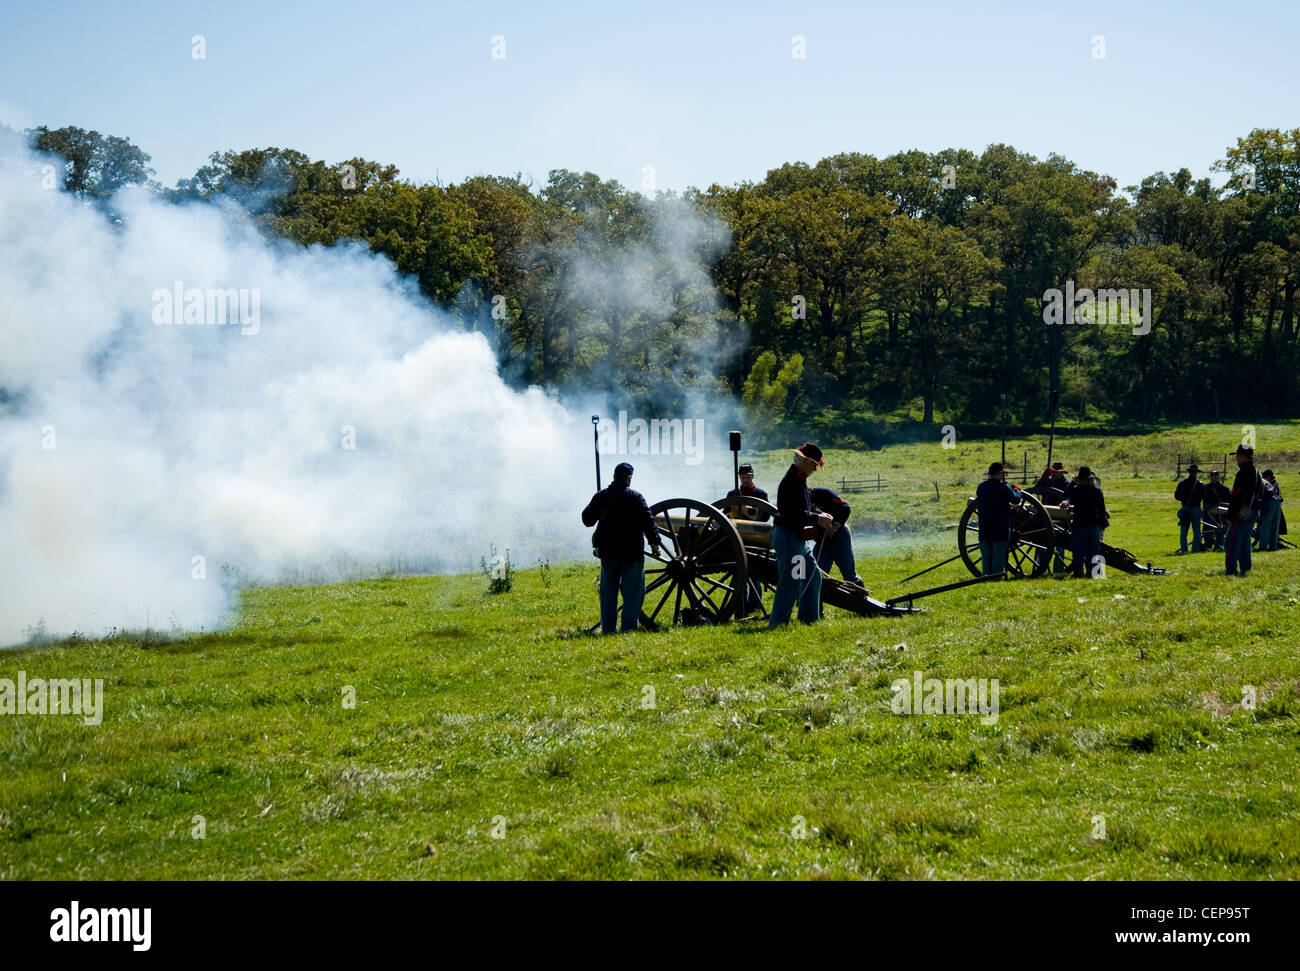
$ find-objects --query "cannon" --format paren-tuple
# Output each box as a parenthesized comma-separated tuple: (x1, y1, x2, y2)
(953, 491, 1166, 578)
(635, 495, 993, 629)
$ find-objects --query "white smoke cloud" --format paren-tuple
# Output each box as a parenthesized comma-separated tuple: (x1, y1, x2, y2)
(0, 137, 741, 646)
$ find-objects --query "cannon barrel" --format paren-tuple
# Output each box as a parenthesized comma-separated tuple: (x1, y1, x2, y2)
(662, 512, 773, 549)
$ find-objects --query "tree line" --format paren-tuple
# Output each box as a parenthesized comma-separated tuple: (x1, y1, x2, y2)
(22, 123, 1300, 440)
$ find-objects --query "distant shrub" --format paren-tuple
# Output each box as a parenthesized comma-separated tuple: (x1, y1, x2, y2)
(481, 545, 513, 594)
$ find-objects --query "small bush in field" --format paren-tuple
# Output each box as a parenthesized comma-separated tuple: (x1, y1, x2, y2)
(481, 546, 513, 594)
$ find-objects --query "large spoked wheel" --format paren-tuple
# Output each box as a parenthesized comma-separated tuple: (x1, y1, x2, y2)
(1202, 506, 1228, 551)
(958, 491, 1055, 579)
(712, 495, 780, 620)
(641, 498, 749, 628)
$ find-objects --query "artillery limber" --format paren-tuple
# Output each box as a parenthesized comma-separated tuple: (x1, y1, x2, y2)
(636, 495, 992, 629)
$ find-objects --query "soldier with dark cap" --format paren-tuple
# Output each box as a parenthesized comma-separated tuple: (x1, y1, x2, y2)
(582, 461, 660, 633)
(975, 461, 1022, 577)
(1174, 464, 1205, 553)
(1062, 465, 1106, 578)
(725, 463, 771, 521)
(770, 442, 833, 627)
(1225, 445, 1263, 577)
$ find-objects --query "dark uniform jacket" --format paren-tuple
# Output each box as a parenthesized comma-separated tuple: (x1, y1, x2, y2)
(1228, 464, 1262, 519)
(725, 483, 771, 521)
(1033, 472, 1068, 498)
(1175, 477, 1205, 505)
(773, 464, 824, 531)
(810, 487, 851, 525)
(1063, 479, 1107, 528)
(975, 478, 1017, 540)
(1202, 479, 1231, 511)
(582, 481, 657, 561)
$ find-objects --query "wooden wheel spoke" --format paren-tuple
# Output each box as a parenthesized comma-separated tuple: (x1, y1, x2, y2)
(704, 559, 740, 571)
(657, 512, 680, 555)
(689, 579, 724, 619)
(696, 572, 737, 596)
(681, 577, 704, 612)
(694, 525, 731, 561)
(647, 581, 675, 622)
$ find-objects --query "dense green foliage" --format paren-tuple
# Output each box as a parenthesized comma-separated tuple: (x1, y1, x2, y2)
(4, 424, 1298, 879)
(24, 125, 1300, 429)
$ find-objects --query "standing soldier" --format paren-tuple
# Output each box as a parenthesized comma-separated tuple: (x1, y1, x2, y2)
(1225, 446, 1262, 577)
(975, 461, 1022, 577)
(1174, 464, 1205, 553)
(1062, 466, 1106, 578)
(1257, 469, 1283, 552)
(770, 443, 833, 627)
(582, 462, 660, 633)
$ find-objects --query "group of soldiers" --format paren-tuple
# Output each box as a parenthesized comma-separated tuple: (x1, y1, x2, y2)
(582, 442, 1289, 634)
(581, 443, 862, 632)
(976, 460, 1109, 579)
(1172, 446, 1285, 575)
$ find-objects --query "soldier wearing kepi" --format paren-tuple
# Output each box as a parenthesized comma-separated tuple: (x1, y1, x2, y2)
(725, 463, 771, 521)
(581, 462, 661, 633)
(769, 443, 833, 627)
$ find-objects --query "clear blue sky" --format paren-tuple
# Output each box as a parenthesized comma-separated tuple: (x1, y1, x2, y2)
(1, 0, 1293, 193)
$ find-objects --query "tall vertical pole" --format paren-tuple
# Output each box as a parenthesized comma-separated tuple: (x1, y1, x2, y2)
(1000, 393, 1007, 467)
(591, 416, 602, 490)
(1045, 389, 1059, 474)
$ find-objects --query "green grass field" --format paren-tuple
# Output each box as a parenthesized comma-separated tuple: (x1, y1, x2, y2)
(3, 422, 1298, 879)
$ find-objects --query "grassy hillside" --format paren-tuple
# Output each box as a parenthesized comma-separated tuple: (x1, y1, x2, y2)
(2, 422, 1298, 879)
